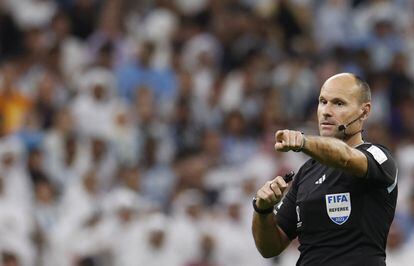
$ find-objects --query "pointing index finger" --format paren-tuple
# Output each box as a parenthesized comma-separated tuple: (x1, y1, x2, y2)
(275, 130, 284, 141)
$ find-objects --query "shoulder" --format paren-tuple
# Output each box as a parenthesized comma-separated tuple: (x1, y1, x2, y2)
(357, 143, 395, 164)
(357, 142, 398, 188)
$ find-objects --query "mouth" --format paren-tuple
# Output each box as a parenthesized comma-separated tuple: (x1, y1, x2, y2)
(320, 121, 336, 126)
(320, 121, 337, 132)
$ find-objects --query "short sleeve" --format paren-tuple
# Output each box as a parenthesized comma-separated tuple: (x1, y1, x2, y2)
(358, 144, 398, 191)
(275, 173, 300, 240)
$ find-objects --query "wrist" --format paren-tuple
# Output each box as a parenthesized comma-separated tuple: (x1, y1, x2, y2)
(252, 197, 275, 215)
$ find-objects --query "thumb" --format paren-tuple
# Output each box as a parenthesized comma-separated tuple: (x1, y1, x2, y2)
(274, 142, 284, 150)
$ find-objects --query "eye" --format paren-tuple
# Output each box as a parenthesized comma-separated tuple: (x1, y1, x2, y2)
(332, 99, 345, 106)
(319, 99, 327, 104)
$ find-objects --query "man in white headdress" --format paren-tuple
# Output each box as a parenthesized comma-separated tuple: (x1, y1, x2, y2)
(134, 212, 180, 266)
(0, 135, 33, 215)
(106, 188, 146, 266)
(215, 186, 268, 266)
(169, 189, 216, 265)
(71, 67, 123, 139)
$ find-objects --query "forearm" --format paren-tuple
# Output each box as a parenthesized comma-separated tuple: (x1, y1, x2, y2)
(302, 136, 363, 175)
(252, 212, 288, 258)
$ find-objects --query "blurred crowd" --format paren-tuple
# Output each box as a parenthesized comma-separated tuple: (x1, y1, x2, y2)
(0, 0, 414, 265)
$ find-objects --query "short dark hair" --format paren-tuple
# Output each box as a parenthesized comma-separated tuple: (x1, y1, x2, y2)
(352, 74, 371, 103)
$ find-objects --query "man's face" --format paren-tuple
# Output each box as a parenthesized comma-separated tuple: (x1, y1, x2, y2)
(317, 74, 367, 138)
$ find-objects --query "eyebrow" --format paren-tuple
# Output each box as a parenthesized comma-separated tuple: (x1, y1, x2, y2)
(319, 96, 347, 103)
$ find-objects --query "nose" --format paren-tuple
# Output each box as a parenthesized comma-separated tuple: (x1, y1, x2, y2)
(321, 103, 333, 118)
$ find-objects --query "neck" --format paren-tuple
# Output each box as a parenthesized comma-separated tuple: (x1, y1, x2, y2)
(344, 133, 364, 147)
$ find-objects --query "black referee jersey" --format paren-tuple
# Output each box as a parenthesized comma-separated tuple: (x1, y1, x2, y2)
(275, 143, 398, 266)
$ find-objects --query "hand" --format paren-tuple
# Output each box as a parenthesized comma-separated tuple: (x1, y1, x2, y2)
(255, 176, 288, 210)
(274, 130, 305, 152)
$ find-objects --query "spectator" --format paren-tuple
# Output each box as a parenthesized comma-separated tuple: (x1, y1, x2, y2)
(0, 62, 32, 134)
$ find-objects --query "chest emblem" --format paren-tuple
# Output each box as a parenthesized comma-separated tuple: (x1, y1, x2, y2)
(325, 192, 351, 225)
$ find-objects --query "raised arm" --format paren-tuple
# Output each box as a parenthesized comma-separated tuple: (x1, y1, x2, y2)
(274, 130, 368, 177)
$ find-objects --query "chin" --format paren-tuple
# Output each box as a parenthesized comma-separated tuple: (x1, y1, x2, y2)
(319, 129, 336, 138)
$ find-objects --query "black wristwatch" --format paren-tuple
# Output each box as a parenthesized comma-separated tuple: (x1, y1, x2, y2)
(252, 197, 274, 215)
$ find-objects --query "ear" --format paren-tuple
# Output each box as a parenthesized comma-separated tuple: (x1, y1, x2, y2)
(361, 103, 371, 120)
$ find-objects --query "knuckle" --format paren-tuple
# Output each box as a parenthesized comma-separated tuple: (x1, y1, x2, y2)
(259, 187, 268, 195)
(256, 191, 265, 200)
(259, 193, 270, 201)
(275, 177, 287, 188)
(274, 189, 282, 197)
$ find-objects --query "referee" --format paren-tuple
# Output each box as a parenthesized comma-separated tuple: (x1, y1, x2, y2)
(252, 73, 398, 266)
